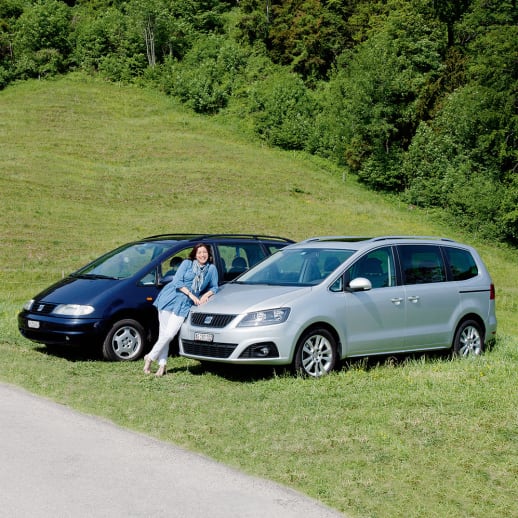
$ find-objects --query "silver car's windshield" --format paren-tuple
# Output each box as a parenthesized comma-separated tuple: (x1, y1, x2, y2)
(73, 242, 173, 280)
(235, 248, 354, 286)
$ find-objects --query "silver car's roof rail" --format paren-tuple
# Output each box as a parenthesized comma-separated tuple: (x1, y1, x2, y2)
(300, 236, 372, 243)
(370, 236, 456, 242)
(300, 235, 457, 244)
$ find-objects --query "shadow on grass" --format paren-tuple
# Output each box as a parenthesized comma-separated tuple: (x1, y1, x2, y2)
(35, 344, 102, 362)
(184, 350, 453, 382)
(185, 361, 289, 382)
(37, 339, 499, 381)
(339, 349, 454, 372)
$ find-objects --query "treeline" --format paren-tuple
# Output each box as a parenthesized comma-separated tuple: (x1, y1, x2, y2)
(1, 0, 516, 242)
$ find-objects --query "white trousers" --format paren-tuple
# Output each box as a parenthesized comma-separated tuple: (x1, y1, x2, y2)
(147, 310, 185, 366)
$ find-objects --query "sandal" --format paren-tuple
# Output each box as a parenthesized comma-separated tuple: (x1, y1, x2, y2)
(143, 355, 153, 374)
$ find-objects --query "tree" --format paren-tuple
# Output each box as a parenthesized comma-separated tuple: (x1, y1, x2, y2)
(432, 0, 471, 47)
(248, 69, 316, 149)
(311, 4, 443, 190)
(12, 0, 72, 78)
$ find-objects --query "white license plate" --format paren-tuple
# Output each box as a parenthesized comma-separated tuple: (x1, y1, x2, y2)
(28, 320, 40, 329)
(194, 332, 213, 343)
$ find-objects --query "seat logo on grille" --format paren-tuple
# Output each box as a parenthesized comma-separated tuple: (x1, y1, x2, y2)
(37, 305, 45, 312)
(203, 315, 213, 325)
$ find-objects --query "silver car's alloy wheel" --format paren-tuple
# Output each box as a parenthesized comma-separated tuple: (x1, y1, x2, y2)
(453, 320, 483, 357)
(294, 328, 337, 377)
(102, 319, 146, 361)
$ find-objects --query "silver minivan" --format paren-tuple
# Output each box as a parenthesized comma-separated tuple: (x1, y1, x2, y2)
(180, 236, 497, 377)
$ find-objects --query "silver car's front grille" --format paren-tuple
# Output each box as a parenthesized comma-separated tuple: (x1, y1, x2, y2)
(190, 313, 236, 328)
(182, 339, 237, 358)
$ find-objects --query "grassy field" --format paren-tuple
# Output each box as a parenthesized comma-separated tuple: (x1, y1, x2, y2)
(1, 75, 517, 517)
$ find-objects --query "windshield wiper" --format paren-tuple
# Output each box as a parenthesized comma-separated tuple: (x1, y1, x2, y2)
(234, 281, 287, 286)
(72, 273, 118, 280)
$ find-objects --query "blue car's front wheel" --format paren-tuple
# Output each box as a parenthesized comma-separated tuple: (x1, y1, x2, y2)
(102, 319, 146, 361)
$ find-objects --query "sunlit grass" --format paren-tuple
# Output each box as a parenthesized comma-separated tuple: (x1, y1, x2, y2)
(1, 75, 517, 517)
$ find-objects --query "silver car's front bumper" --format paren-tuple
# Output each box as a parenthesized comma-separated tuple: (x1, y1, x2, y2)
(179, 314, 298, 365)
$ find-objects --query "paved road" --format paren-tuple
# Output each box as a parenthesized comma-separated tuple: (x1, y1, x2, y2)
(0, 383, 344, 517)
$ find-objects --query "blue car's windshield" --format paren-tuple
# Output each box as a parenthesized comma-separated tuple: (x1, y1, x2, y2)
(235, 248, 354, 286)
(73, 242, 173, 280)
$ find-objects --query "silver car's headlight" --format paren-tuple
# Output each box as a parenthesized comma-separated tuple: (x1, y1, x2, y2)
(237, 308, 290, 327)
(53, 304, 95, 316)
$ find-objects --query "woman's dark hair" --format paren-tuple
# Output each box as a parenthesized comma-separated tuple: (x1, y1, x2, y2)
(189, 243, 213, 263)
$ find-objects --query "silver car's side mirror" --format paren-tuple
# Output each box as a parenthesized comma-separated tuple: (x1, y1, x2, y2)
(347, 277, 372, 292)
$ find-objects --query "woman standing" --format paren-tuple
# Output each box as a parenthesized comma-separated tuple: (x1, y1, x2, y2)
(143, 243, 219, 376)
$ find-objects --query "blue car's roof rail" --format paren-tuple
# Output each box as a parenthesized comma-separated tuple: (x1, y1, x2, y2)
(142, 233, 294, 243)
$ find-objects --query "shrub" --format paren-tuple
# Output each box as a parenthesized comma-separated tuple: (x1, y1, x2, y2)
(247, 70, 316, 149)
(309, 6, 443, 187)
(12, 0, 71, 79)
(70, 6, 147, 78)
(163, 35, 247, 114)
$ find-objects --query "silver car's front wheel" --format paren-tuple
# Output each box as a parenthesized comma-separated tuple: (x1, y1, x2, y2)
(294, 328, 337, 377)
(453, 319, 484, 357)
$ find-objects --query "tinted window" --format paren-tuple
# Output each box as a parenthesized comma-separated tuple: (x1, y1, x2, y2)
(265, 243, 286, 255)
(158, 248, 192, 283)
(399, 245, 446, 285)
(443, 247, 478, 281)
(347, 247, 396, 288)
(217, 243, 268, 282)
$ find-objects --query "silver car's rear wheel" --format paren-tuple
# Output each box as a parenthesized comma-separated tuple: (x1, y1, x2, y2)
(294, 328, 337, 377)
(453, 319, 484, 357)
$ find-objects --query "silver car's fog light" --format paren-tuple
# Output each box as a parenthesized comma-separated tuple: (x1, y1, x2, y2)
(239, 342, 279, 359)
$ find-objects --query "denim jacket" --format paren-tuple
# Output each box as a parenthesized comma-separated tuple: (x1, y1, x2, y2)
(153, 260, 219, 317)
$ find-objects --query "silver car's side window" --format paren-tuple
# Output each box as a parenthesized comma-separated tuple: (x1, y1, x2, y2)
(443, 247, 478, 281)
(329, 276, 343, 292)
(348, 247, 395, 288)
(399, 245, 446, 285)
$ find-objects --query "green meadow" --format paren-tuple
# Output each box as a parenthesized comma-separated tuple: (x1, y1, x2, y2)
(1, 76, 517, 517)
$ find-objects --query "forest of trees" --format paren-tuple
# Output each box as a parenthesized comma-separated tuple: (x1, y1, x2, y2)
(1, 0, 516, 243)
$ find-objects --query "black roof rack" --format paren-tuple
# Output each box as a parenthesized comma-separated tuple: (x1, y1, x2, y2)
(370, 236, 456, 242)
(141, 233, 294, 243)
(299, 235, 456, 244)
(300, 236, 372, 243)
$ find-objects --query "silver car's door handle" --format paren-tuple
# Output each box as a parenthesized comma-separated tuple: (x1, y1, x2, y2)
(391, 297, 403, 305)
(408, 296, 420, 303)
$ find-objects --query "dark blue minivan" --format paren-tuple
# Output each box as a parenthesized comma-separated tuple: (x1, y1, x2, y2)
(18, 233, 293, 361)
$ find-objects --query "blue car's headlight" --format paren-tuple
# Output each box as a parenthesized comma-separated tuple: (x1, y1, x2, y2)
(23, 299, 35, 311)
(237, 308, 290, 327)
(53, 304, 95, 316)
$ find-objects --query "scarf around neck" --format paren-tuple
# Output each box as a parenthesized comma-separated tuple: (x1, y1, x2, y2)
(191, 260, 209, 293)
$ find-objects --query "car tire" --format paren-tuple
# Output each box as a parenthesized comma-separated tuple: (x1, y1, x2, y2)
(293, 327, 337, 377)
(102, 319, 146, 361)
(452, 319, 484, 357)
